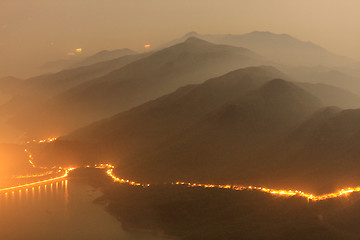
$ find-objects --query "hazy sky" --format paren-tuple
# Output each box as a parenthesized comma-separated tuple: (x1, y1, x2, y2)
(0, 0, 359, 78)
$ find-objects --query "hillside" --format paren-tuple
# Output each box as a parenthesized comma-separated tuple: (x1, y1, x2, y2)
(163, 31, 356, 68)
(0, 53, 146, 141)
(35, 67, 328, 187)
(270, 107, 360, 192)
(34, 64, 360, 192)
(13, 38, 268, 137)
(116, 78, 323, 183)
(288, 66, 360, 95)
(296, 82, 360, 109)
(70, 48, 137, 68)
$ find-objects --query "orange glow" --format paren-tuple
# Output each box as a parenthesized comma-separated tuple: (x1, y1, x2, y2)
(13, 138, 360, 202)
(13, 171, 54, 179)
(26, 137, 57, 144)
(67, 48, 82, 56)
(144, 44, 151, 49)
(24, 137, 57, 168)
(171, 182, 360, 201)
(103, 164, 360, 201)
(101, 164, 148, 187)
(5, 160, 360, 201)
(38, 137, 57, 143)
(0, 168, 74, 193)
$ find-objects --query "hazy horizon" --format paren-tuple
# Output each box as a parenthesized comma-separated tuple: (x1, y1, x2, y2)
(1, 0, 359, 78)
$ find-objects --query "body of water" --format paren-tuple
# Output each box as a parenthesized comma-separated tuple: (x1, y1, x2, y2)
(0, 179, 165, 240)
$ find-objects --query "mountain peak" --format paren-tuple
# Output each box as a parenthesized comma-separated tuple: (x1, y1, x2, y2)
(262, 78, 297, 91)
(178, 37, 218, 49)
(184, 31, 200, 38)
(256, 78, 323, 110)
(183, 36, 210, 45)
(247, 31, 293, 39)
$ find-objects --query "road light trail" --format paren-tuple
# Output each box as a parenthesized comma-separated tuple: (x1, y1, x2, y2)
(105, 164, 360, 201)
(0, 137, 65, 193)
(0, 168, 74, 193)
(13, 171, 55, 179)
(10, 137, 360, 202)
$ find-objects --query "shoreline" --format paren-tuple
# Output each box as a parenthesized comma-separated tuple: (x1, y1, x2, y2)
(94, 194, 177, 239)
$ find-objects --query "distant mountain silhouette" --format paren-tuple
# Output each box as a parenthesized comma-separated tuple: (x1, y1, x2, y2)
(296, 82, 360, 109)
(162, 31, 356, 68)
(37, 66, 328, 187)
(39, 48, 136, 73)
(39, 58, 82, 73)
(14, 38, 268, 137)
(112, 78, 322, 183)
(289, 66, 360, 95)
(26, 53, 144, 96)
(35, 65, 360, 192)
(0, 53, 145, 139)
(66, 66, 287, 142)
(256, 106, 360, 193)
(70, 48, 137, 68)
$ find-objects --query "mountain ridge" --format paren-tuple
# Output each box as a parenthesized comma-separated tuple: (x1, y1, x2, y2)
(13, 37, 268, 137)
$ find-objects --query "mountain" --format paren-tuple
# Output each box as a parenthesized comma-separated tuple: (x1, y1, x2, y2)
(70, 48, 137, 68)
(162, 31, 357, 68)
(40, 49, 137, 73)
(39, 58, 82, 73)
(0, 52, 145, 143)
(66, 66, 287, 142)
(263, 107, 360, 193)
(13, 37, 268, 137)
(36, 67, 324, 186)
(295, 82, 360, 109)
(118, 79, 322, 183)
(36, 64, 360, 192)
(0, 53, 145, 127)
(24, 53, 144, 97)
(288, 66, 360, 95)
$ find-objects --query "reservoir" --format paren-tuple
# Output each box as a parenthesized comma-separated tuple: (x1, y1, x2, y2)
(0, 179, 165, 240)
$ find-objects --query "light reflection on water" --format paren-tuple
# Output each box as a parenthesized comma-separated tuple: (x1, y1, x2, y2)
(0, 180, 68, 209)
(0, 180, 164, 240)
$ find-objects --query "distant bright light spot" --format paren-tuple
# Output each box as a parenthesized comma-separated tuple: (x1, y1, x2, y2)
(67, 48, 82, 56)
(144, 44, 151, 49)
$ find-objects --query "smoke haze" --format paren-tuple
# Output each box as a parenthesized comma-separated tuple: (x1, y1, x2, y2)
(1, 0, 359, 78)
